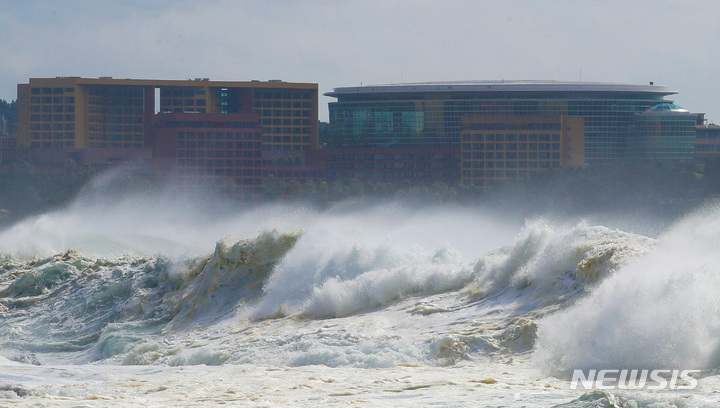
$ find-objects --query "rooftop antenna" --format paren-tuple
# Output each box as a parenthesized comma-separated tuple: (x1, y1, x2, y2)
(579, 67, 582, 82)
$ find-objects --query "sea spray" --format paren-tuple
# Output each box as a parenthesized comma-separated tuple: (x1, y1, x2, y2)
(249, 228, 474, 320)
(533, 204, 720, 376)
(464, 219, 654, 299)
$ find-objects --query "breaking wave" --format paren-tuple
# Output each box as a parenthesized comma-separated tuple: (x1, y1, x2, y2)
(1, 193, 719, 373)
(534, 204, 720, 376)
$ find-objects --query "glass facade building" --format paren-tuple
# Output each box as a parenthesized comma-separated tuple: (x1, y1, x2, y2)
(628, 104, 698, 160)
(326, 81, 676, 163)
(695, 124, 720, 160)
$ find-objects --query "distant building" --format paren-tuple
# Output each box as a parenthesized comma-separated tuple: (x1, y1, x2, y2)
(151, 112, 264, 198)
(695, 124, 720, 160)
(460, 115, 584, 188)
(627, 104, 698, 160)
(0, 136, 17, 165)
(16, 77, 318, 153)
(323, 147, 460, 185)
(325, 81, 676, 163)
(262, 149, 326, 183)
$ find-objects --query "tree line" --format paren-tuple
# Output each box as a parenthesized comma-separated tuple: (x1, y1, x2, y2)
(0, 99, 17, 135)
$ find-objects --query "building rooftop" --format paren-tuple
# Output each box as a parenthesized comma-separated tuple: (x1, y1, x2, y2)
(326, 80, 676, 97)
(24, 77, 317, 89)
(647, 103, 689, 112)
(639, 103, 698, 117)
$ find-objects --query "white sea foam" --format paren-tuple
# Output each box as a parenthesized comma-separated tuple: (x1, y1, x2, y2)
(3, 176, 720, 406)
(534, 203, 720, 375)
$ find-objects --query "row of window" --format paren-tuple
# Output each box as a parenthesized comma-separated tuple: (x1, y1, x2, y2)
(30, 132, 75, 139)
(262, 118, 312, 126)
(263, 144, 310, 151)
(89, 107, 143, 115)
(262, 127, 312, 135)
(177, 148, 260, 157)
(253, 100, 312, 109)
(253, 91, 313, 100)
(462, 169, 546, 180)
(328, 171, 458, 180)
(163, 121, 258, 129)
(89, 115, 143, 124)
(88, 97, 142, 106)
(696, 145, 720, 152)
(176, 159, 264, 170)
(177, 131, 261, 140)
(87, 142, 144, 148)
(468, 123, 562, 131)
(463, 151, 562, 160)
(254, 109, 312, 118)
(161, 98, 207, 107)
(31, 87, 75, 95)
(175, 175, 261, 186)
(263, 136, 311, 144)
(160, 89, 207, 98)
(462, 143, 561, 151)
(262, 170, 323, 179)
(328, 162, 455, 170)
(462, 160, 560, 168)
(326, 153, 456, 161)
(31, 105, 75, 113)
(163, 108, 209, 113)
(177, 159, 261, 167)
(31, 123, 75, 130)
(30, 141, 75, 148)
(31, 114, 75, 122)
(88, 134, 143, 142)
(462, 133, 561, 142)
(30, 96, 75, 104)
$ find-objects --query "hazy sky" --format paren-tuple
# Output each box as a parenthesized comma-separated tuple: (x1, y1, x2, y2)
(2, 0, 718, 122)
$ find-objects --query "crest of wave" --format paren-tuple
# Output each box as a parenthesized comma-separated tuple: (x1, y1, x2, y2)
(533, 202, 720, 375)
(463, 219, 655, 301)
(161, 230, 302, 328)
(248, 229, 471, 320)
(247, 206, 517, 320)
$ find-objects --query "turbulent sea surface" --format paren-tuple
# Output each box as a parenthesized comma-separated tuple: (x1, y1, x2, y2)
(1, 187, 720, 407)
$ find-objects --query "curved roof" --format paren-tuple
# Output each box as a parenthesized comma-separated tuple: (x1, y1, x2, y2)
(325, 80, 676, 97)
(647, 103, 689, 112)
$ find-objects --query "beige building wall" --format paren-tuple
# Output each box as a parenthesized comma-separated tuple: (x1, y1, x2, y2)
(460, 115, 585, 188)
(16, 77, 318, 151)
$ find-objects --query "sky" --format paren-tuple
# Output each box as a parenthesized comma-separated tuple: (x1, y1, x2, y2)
(1, 0, 719, 122)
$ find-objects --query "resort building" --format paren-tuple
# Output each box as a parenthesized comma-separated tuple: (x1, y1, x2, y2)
(325, 81, 676, 163)
(695, 124, 720, 160)
(151, 112, 264, 198)
(16, 77, 318, 152)
(627, 103, 698, 160)
(460, 115, 584, 188)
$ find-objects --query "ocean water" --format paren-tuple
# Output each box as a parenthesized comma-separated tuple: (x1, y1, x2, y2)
(1, 185, 720, 407)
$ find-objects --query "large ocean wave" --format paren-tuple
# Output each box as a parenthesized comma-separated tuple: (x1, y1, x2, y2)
(1, 190, 719, 376)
